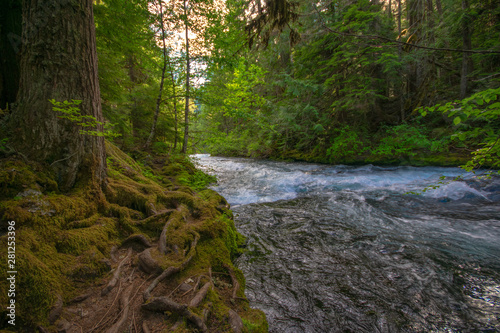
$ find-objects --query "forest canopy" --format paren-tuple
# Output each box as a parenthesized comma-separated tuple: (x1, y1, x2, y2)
(0, 0, 499, 170)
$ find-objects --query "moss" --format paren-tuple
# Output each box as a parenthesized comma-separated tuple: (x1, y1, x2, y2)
(0, 142, 268, 331)
(68, 248, 110, 279)
(221, 214, 246, 260)
(55, 219, 117, 255)
(0, 159, 58, 200)
(0, 244, 61, 326)
(241, 309, 269, 333)
(66, 213, 101, 229)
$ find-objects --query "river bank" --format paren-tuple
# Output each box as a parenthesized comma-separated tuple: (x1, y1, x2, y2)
(207, 148, 473, 169)
(0, 143, 267, 332)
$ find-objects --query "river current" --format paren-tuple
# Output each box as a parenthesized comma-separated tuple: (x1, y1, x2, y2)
(193, 155, 500, 332)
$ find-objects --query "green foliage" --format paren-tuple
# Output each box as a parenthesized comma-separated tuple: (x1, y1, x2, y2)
(178, 169, 217, 192)
(49, 99, 120, 138)
(327, 125, 365, 160)
(152, 141, 170, 154)
(372, 123, 446, 158)
(419, 87, 500, 171)
(0, 138, 8, 150)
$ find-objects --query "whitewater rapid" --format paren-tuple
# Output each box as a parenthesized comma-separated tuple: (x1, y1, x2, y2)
(194, 155, 500, 332)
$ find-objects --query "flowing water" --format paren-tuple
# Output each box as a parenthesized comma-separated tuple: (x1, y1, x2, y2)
(194, 155, 500, 332)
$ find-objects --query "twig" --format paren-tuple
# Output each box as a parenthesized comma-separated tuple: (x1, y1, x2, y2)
(50, 152, 78, 167)
(90, 279, 122, 332)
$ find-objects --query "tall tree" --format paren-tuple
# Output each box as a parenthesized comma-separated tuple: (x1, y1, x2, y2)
(182, 0, 191, 154)
(145, 0, 168, 149)
(0, 0, 22, 110)
(460, 0, 472, 98)
(9, 0, 106, 190)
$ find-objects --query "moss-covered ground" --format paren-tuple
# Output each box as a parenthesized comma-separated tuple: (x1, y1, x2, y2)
(0, 142, 267, 332)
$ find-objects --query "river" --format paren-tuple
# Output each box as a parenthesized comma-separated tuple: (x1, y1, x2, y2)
(193, 155, 500, 332)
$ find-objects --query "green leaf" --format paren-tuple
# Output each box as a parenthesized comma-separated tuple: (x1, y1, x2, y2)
(453, 117, 461, 125)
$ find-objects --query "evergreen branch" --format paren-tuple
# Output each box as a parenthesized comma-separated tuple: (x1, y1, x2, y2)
(312, 4, 500, 55)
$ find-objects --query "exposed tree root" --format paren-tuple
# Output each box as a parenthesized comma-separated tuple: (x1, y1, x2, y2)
(102, 248, 132, 296)
(121, 234, 153, 250)
(68, 292, 91, 304)
(158, 212, 177, 254)
(138, 248, 162, 275)
(143, 266, 181, 302)
(224, 263, 240, 300)
(143, 233, 200, 301)
(133, 209, 175, 225)
(106, 284, 133, 333)
(189, 281, 211, 308)
(142, 296, 207, 332)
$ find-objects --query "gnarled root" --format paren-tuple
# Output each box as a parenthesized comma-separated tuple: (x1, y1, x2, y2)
(133, 209, 175, 226)
(138, 248, 162, 275)
(121, 234, 152, 250)
(142, 297, 207, 332)
(189, 281, 211, 308)
(143, 266, 180, 301)
(143, 233, 200, 301)
(102, 248, 132, 296)
(223, 263, 240, 300)
(158, 212, 178, 254)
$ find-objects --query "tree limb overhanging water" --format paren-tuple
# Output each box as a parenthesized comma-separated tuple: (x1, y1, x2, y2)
(195, 155, 500, 333)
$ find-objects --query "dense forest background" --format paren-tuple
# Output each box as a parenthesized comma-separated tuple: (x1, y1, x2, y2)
(1, 0, 500, 169)
(195, 0, 500, 169)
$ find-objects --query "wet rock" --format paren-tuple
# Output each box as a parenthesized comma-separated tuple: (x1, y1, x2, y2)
(17, 189, 55, 215)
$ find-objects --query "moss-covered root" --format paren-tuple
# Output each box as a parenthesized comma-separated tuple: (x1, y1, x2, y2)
(224, 263, 240, 301)
(143, 233, 199, 301)
(142, 296, 208, 332)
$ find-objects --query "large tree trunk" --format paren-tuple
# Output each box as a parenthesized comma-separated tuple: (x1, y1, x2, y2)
(10, 0, 106, 191)
(0, 0, 22, 110)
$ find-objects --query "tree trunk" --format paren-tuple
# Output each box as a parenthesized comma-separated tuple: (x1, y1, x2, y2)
(0, 0, 22, 110)
(397, 0, 405, 122)
(145, 0, 167, 149)
(10, 0, 106, 191)
(460, 0, 472, 99)
(171, 69, 179, 151)
(181, 0, 190, 154)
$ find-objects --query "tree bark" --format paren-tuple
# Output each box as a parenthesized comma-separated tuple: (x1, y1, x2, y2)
(460, 0, 472, 99)
(166, 56, 179, 151)
(397, 0, 405, 122)
(145, 0, 168, 149)
(0, 0, 22, 110)
(10, 0, 106, 191)
(181, 0, 190, 154)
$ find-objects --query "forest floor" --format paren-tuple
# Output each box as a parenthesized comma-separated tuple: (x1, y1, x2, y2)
(0, 142, 267, 333)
